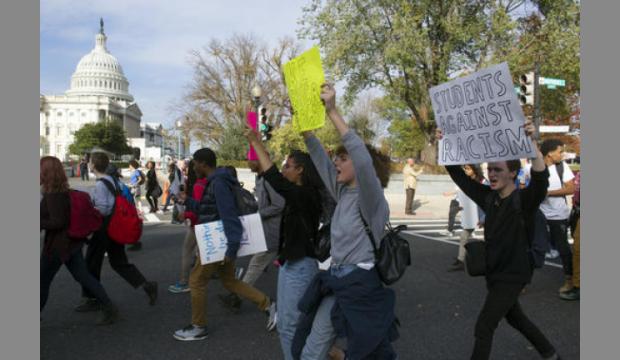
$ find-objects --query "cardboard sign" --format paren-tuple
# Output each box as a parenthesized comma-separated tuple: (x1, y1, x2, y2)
(195, 213, 267, 265)
(283, 47, 326, 132)
(247, 112, 258, 161)
(429, 62, 536, 165)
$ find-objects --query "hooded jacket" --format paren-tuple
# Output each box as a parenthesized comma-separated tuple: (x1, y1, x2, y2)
(184, 167, 243, 259)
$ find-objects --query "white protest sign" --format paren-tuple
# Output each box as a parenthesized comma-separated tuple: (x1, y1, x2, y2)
(194, 213, 267, 265)
(429, 62, 536, 165)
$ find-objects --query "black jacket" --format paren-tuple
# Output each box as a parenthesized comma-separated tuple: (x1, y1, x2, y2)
(146, 168, 158, 192)
(446, 165, 549, 284)
(262, 164, 320, 262)
(292, 269, 398, 360)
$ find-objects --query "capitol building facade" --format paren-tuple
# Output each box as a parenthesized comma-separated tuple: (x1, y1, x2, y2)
(40, 20, 163, 161)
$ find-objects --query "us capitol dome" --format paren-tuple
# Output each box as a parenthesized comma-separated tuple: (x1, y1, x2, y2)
(40, 19, 153, 161)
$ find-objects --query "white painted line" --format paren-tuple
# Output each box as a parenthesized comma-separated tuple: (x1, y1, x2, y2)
(144, 213, 163, 223)
(405, 231, 564, 269)
(390, 219, 452, 223)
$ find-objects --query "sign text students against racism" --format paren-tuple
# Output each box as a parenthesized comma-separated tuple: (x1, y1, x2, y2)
(429, 62, 536, 165)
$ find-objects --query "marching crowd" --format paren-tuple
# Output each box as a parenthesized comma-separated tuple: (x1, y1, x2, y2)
(40, 84, 578, 360)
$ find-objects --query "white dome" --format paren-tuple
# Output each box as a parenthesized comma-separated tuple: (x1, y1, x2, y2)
(65, 24, 133, 102)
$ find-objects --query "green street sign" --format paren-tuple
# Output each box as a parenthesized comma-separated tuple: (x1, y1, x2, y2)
(539, 77, 565, 87)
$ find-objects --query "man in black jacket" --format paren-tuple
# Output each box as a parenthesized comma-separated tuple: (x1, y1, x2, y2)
(437, 120, 561, 360)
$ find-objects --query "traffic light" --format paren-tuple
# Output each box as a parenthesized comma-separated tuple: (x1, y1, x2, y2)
(519, 72, 535, 106)
(259, 106, 272, 141)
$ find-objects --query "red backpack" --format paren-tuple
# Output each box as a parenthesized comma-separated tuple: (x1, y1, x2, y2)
(68, 190, 103, 239)
(98, 178, 143, 245)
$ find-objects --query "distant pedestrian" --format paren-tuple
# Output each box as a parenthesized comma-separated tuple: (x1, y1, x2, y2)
(79, 157, 89, 181)
(440, 188, 461, 237)
(40, 156, 119, 325)
(162, 161, 183, 213)
(403, 158, 423, 215)
(75, 152, 158, 313)
(448, 164, 486, 272)
(438, 121, 561, 360)
(168, 160, 207, 294)
(145, 160, 161, 213)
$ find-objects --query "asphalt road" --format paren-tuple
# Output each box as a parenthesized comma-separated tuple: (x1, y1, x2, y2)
(40, 220, 579, 360)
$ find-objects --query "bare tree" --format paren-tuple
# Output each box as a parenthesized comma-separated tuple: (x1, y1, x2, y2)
(170, 34, 303, 149)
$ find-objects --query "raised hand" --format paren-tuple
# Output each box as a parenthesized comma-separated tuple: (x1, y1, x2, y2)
(320, 83, 336, 112)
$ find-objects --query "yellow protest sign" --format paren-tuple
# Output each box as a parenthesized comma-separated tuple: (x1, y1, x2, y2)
(283, 46, 326, 132)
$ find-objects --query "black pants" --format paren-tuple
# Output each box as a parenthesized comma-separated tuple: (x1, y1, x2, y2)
(82, 227, 146, 299)
(447, 199, 461, 232)
(80, 167, 89, 181)
(547, 219, 573, 276)
(41, 245, 111, 311)
(145, 190, 158, 212)
(405, 189, 416, 214)
(471, 281, 555, 359)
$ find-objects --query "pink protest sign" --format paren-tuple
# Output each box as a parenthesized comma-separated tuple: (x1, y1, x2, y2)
(247, 112, 258, 161)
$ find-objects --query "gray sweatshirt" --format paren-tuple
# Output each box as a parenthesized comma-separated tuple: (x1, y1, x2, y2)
(305, 130, 389, 265)
(255, 175, 285, 251)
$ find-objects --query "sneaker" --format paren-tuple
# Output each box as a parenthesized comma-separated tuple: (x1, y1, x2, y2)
(559, 287, 580, 301)
(75, 298, 101, 312)
(266, 301, 277, 332)
(168, 282, 190, 294)
(447, 260, 465, 272)
(439, 230, 455, 237)
(218, 293, 242, 313)
(143, 281, 158, 305)
(173, 324, 208, 341)
(156, 210, 164, 214)
(96, 302, 119, 325)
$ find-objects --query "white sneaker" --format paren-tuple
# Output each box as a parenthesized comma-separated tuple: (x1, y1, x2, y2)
(173, 324, 208, 341)
(266, 302, 277, 332)
(156, 210, 164, 214)
(439, 230, 455, 237)
(545, 250, 560, 259)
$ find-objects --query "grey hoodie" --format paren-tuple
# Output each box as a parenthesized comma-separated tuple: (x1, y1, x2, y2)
(255, 175, 285, 251)
(305, 130, 389, 265)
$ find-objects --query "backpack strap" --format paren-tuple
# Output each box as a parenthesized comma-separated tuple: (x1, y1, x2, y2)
(98, 177, 119, 196)
(359, 208, 379, 259)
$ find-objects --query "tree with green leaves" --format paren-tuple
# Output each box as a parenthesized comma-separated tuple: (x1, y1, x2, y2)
(68, 121, 132, 157)
(299, 0, 580, 163)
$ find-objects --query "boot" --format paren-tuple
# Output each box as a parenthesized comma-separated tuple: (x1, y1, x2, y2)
(75, 297, 100, 312)
(559, 276, 574, 293)
(96, 302, 119, 325)
(143, 281, 158, 306)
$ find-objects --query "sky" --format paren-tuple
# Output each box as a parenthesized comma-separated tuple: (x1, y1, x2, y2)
(40, 0, 312, 130)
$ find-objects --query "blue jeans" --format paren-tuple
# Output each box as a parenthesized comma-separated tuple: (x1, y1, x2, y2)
(41, 245, 111, 311)
(301, 264, 360, 360)
(277, 257, 319, 360)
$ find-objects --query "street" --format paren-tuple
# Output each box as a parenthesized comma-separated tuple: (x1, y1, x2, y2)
(40, 216, 579, 360)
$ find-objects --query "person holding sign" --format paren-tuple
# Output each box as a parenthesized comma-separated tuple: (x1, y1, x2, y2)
(294, 84, 398, 360)
(437, 121, 561, 360)
(243, 126, 324, 360)
(172, 148, 276, 342)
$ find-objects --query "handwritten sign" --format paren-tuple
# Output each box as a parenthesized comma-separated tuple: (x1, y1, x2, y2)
(283, 46, 326, 132)
(194, 213, 267, 265)
(429, 62, 536, 165)
(247, 112, 258, 161)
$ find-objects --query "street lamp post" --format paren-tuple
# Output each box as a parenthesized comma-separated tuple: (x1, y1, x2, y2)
(176, 120, 182, 159)
(251, 85, 262, 125)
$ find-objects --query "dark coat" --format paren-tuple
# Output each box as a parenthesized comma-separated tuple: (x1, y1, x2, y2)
(292, 269, 399, 360)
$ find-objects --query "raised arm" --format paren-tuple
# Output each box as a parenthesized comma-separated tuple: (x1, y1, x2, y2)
(303, 130, 339, 200)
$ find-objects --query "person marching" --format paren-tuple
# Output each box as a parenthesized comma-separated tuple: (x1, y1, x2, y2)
(40, 156, 119, 325)
(437, 121, 562, 360)
(295, 83, 398, 359)
(76, 152, 157, 312)
(144, 160, 161, 213)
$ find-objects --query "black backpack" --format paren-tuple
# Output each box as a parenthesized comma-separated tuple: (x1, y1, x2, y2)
(312, 189, 337, 262)
(232, 183, 259, 216)
(360, 210, 412, 285)
(484, 191, 548, 269)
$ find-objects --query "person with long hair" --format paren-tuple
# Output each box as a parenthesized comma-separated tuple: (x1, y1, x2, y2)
(294, 83, 399, 359)
(244, 129, 324, 360)
(145, 160, 160, 213)
(448, 164, 487, 272)
(168, 160, 208, 294)
(40, 156, 118, 325)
